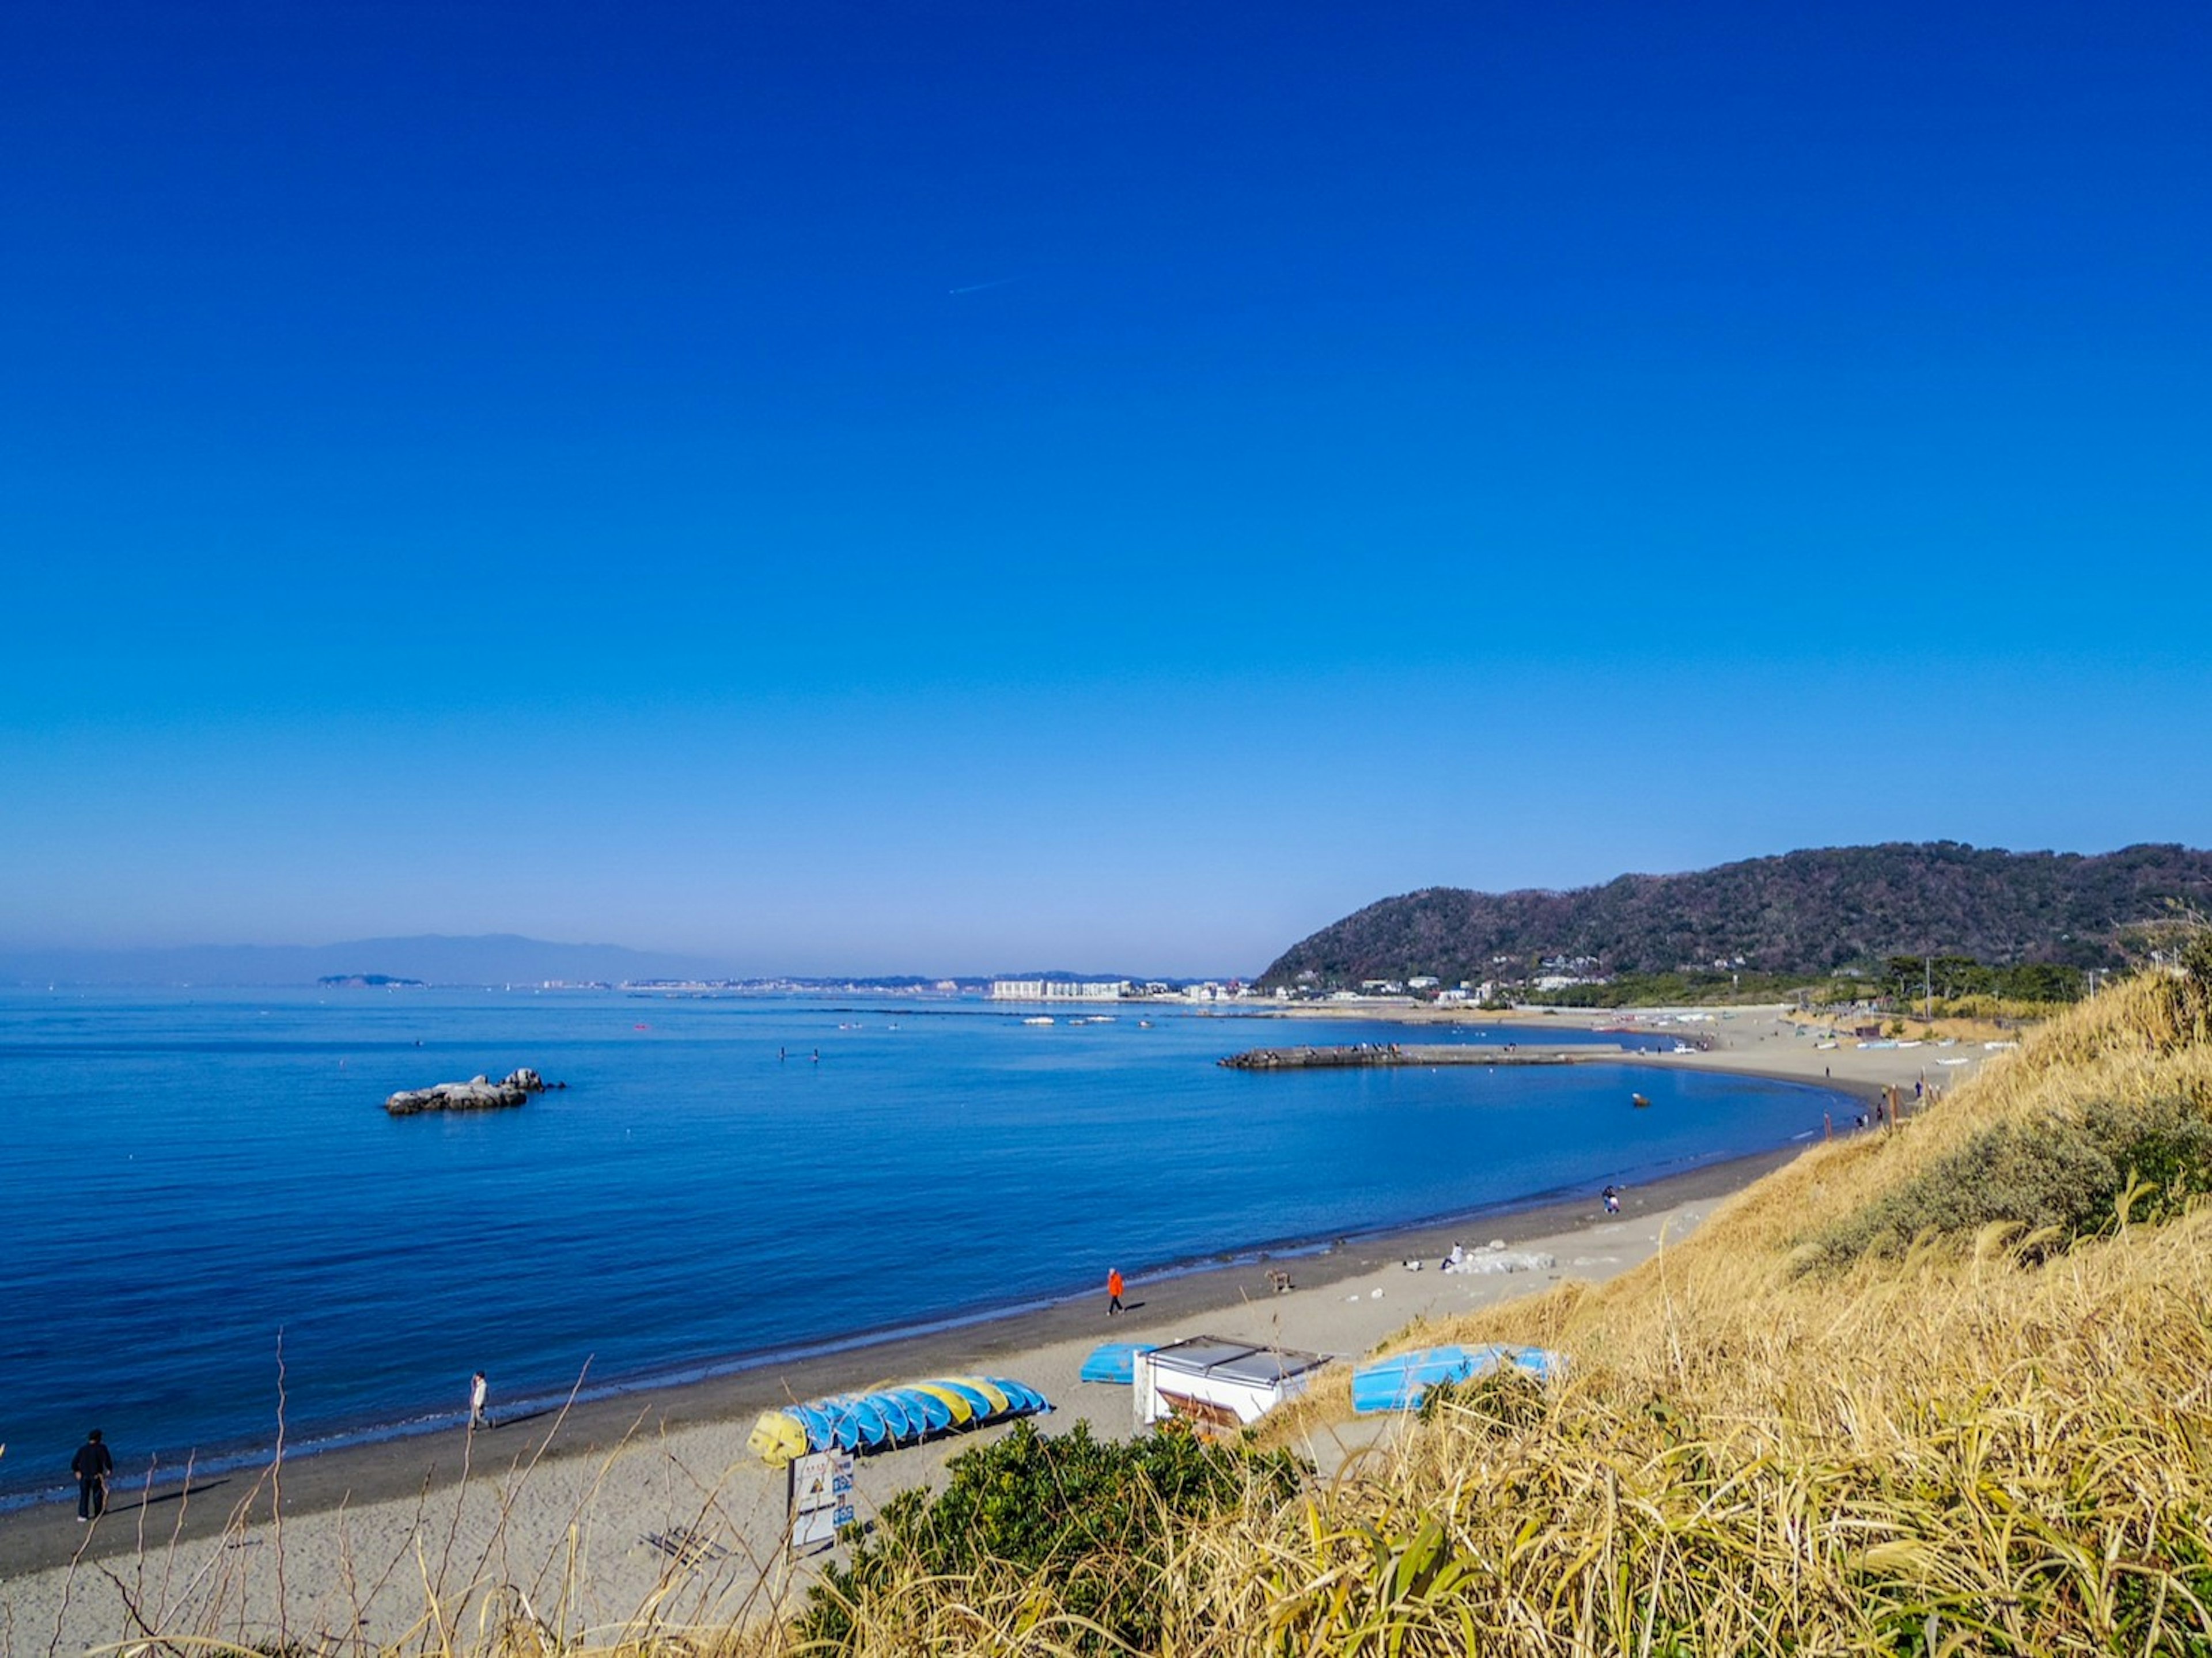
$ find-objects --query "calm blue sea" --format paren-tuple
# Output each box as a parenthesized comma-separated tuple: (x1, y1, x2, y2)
(0, 989, 1840, 1504)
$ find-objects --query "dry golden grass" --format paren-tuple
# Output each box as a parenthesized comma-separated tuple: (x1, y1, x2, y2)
(1165, 968, 2212, 1655)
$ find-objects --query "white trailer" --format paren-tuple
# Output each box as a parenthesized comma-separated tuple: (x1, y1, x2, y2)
(1133, 1335, 1333, 1434)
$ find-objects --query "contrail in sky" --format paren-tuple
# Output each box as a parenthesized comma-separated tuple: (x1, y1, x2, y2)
(948, 276, 1025, 295)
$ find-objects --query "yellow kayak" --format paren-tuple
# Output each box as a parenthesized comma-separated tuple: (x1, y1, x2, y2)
(746, 1409, 809, 1469)
(953, 1376, 1012, 1415)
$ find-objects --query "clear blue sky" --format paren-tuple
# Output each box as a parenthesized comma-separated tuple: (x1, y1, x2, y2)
(2, 0, 2207, 974)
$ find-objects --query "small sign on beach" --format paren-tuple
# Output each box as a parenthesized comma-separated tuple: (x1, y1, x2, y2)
(788, 1447, 855, 1554)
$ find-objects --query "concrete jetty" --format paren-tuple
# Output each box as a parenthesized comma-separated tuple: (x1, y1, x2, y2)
(1217, 1042, 1624, 1070)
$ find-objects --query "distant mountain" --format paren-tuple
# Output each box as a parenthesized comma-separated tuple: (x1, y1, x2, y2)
(0, 934, 734, 988)
(1260, 843, 2212, 988)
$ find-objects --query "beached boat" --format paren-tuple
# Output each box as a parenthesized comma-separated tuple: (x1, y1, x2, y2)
(747, 1372, 1050, 1466)
(1079, 1341, 1158, 1384)
(1350, 1344, 1560, 1414)
(747, 1409, 808, 1466)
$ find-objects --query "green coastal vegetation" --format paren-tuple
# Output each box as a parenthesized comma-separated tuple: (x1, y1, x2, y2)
(1526, 957, 2088, 1012)
(1260, 841, 2211, 1008)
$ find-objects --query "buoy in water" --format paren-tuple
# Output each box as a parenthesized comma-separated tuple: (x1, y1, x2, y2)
(1631, 1092, 1652, 1108)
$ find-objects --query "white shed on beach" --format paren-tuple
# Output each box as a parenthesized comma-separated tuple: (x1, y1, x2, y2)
(1132, 1336, 1333, 1433)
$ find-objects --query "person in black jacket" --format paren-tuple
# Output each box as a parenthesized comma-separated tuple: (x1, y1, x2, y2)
(73, 1429, 113, 1522)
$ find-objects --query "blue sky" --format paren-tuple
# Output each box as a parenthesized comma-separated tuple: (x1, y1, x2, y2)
(2, 0, 2207, 974)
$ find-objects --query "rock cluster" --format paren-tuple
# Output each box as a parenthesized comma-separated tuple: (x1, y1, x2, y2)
(385, 1068, 547, 1116)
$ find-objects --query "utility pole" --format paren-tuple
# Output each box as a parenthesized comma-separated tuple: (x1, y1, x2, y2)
(1924, 956, 1932, 1022)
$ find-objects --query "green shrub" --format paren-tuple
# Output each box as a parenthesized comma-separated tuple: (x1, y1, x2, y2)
(799, 1420, 1305, 1653)
(1804, 1097, 2212, 1271)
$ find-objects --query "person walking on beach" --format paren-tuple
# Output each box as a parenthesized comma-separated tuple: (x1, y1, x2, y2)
(1106, 1268, 1124, 1316)
(469, 1371, 488, 1429)
(73, 1429, 113, 1522)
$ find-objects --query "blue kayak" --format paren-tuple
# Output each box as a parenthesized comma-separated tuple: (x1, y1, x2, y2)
(832, 1393, 899, 1450)
(816, 1398, 868, 1451)
(869, 1391, 914, 1442)
(861, 1394, 901, 1444)
(887, 1386, 953, 1435)
(1079, 1342, 1158, 1384)
(984, 1376, 1049, 1414)
(1350, 1345, 1560, 1414)
(789, 1401, 840, 1451)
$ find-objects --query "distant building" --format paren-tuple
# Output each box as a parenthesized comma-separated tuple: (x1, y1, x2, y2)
(989, 979, 1130, 1002)
(1533, 973, 1609, 993)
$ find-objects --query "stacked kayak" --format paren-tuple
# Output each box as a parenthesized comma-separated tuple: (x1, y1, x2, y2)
(1350, 1345, 1560, 1414)
(1078, 1342, 1158, 1384)
(748, 1375, 1051, 1466)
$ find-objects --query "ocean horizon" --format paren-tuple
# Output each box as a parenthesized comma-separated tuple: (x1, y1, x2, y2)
(1, 988, 1844, 1506)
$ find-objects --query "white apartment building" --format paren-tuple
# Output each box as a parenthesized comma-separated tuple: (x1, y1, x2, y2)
(988, 979, 1130, 1002)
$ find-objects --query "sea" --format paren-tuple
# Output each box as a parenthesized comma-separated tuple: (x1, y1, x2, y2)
(0, 988, 1844, 1506)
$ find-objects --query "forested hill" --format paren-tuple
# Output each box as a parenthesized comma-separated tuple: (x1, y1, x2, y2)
(1259, 843, 2212, 988)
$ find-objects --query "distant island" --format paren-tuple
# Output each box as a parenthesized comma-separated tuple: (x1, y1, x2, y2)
(0, 934, 740, 989)
(0, 935, 1226, 993)
(1262, 841, 2212, 1004)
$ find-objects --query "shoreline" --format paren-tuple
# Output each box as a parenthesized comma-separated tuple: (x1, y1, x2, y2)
(0, 1004, 1968, 1600)
(0, 1140, 1804, 1587)
(0, 1086, 1834, 1520)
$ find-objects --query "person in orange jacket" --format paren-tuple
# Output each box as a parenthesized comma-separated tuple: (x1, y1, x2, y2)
(1106, 1268, 1124, 1316)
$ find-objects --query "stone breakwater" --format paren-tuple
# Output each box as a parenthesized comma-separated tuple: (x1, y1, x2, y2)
(1218, 1043, 1620, 1070)
(385, 1067, 550, 1115)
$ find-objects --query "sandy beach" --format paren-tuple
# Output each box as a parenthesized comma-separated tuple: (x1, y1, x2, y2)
(0, 1010, 1980, 1653)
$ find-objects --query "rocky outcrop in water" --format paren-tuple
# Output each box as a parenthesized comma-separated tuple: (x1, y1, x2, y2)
(385, 1068, 547, 1116)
